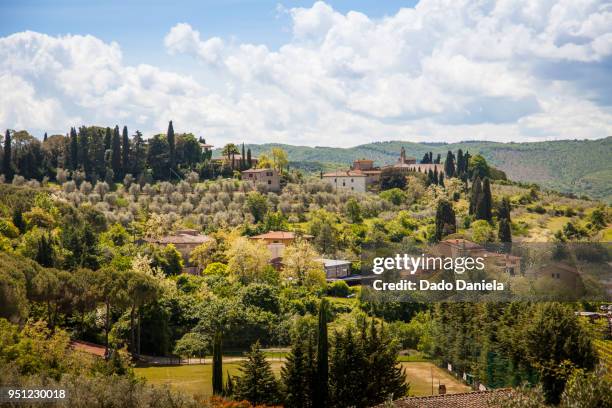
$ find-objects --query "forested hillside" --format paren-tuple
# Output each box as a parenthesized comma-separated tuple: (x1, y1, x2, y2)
(239, 137, 612, 201)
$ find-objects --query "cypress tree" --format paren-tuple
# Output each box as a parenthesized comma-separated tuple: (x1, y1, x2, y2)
(476, 177, 493, 221)
(241, 143, 246, 170)
(212, 331, 223, 395)
(444, 150, 455, 178)
(435, 199, 456, 241)
(111, 126, 121, 180)
(456, 149, 464, 176)
(435, 153, 441, 164)
(167, 121, 175, 170)
(329, 328, 368, 407)
(498, 218, 512, 243)
(314, 299, 329, 407)
(498, 196, 512, 223)
(433, 167, 439, 185)
(469, 177, 482, 215)
(104, 127, 112, 150)
(233, 341, 279, 405)
(77, 127, 90, 175)
(3, 129, 13, 181)
(43, 132, 48, 142)
(247, 148, 252, 169)
(12, 207, 25, 233)
(427, 169, 434, 186)
(439, 172, 445, 187)
(69, 127, 78, 170)
(122, 126, 130, 175)
(35, 233, 54, 267)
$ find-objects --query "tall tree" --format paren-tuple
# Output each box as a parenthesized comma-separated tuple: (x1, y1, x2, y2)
(282, 336, 312, 408)
(444, 150, 455, 178)
(456, 149, 464, 176)
(111, 126, 121, 180)
(313, 299, 329, 407)
(498, 196, 512, 223)
(77, 127, 90, 175)
(469, 176, 482, 215)
(247, 148, 252, 169)
(435, 199, 456, 241)
(2, 129, 13, 181)
(212, 331, 223, 395)
(69, 127, 78, 170)
(498, 218, 512, 243)
(233, 341, 279, 405)
(122, 126, 130, 175)
(475, 177, 492, 221)
(43, 132, 48, 142)
(241, 143, 246, 170)
(130, 130, 146, 178)
(167, 121, 175, 170)
(104, 127, 112, 150)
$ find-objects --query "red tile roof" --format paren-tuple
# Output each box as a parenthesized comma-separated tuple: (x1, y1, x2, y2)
(250, 231, 312, 240)
(375, 389, 513, 408)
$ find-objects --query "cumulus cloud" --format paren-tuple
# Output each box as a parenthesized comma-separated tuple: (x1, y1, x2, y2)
(1, 1, 611, 145)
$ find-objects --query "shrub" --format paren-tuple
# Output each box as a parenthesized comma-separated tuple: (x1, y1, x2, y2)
(327, 280, 350, 297)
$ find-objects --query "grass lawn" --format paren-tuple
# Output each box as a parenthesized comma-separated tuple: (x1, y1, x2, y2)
(401, 362, 471, 397)
(134, 361, 284, 397)
(135, 361, 470, 398)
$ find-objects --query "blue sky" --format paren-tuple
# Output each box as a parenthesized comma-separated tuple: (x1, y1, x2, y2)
(0, 1, 610, 146)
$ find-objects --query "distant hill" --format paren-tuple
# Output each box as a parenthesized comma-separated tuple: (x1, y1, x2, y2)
(221, 137, 611, 201)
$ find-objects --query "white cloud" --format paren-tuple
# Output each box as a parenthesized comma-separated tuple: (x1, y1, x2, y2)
(1, 1, 611, 146)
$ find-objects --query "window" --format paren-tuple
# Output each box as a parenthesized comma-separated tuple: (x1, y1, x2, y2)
(267, 180, 271, 185)
(351, 178, 354, 182)
(342, 181, 346, 186)
(334, 178, 337, 182)
(351, 187, 354, 190)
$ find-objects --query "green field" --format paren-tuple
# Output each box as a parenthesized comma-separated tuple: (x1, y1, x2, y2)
(134, 361, 469, 398)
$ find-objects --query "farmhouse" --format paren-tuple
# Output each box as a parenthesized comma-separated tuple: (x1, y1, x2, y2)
(241, 168, 280, 192)
(141, 229, 213, 274)
(249, 231, 313, 265)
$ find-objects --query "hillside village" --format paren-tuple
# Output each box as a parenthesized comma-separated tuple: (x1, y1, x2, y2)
(0, 123, 611, 408)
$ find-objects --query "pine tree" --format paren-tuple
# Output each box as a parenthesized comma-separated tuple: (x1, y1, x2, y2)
(469, 177, 482, 215)
(167, 121, 175, 170)
(282, 337, 312, 408)
(329, 328, 368, 407)
(313, 299, 329, 407)
(122, 126, 130, 175)
(435, 199, 456, 241)
(3, 129, 13, 181)
(212, 331, 223, 395)
(111, 126, 121, 180)
(444, 150, 455, 178)
(130, 131, 146, 178)
(476, 177, 492, 221)
(70, 127, 78, 170)
(234, 341, 279, 405)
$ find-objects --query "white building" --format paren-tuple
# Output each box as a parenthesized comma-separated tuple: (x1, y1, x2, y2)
(322, 170, 369, 192)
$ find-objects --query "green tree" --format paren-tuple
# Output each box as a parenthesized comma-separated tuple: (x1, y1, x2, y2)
(246, 191, 268, 223)
(111, 125, 121, 180)
(313, 299, 329, 407)
(282, 336, 313, 408)
(469, 154, 490, 179)
(345, 198, 362, 223)
(212, 331, 223, 395)
(498, 218, 512, 243)
(475, 177, 493, 221)
(167, 120, 176, 170)
(247, 148, 252, 169)
(469, 176, 482, 215)
(103, 127, 111, 150)
(233, 341, 280, 405)
(147, 134, 169, 180)
(561, 365, 612, 408)
(77, 127, 90, 176)
(162, 244, 183, 276)
(121, 126, 129, 175)
(69, 127, 78, 170)
(435, 199, 456, 241)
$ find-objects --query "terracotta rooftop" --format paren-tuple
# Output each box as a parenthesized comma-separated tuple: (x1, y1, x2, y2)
(250, 231, 312, 240)
(242, 168, 275, 173)
(70, 340, 106, 357)
(374, 389, 512, 408)
(143, 229, 212, 245)
(322, 170, 368, 177)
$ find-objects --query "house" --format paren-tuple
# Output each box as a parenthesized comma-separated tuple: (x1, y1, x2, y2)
(249, 231, 312, 264)
(535, 262, 584, 293)
(142, 229, 213, 274)
(322, 170, 369, 192)
(198, 138, 214, 152)
(432, 239, 521, 275)
(241, 168, 280, 192)
(373, 389, 513, 408)
(317, 258, 352, 279)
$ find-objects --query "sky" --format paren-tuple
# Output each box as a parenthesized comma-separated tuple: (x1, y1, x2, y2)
(1, 0, 611, 147)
